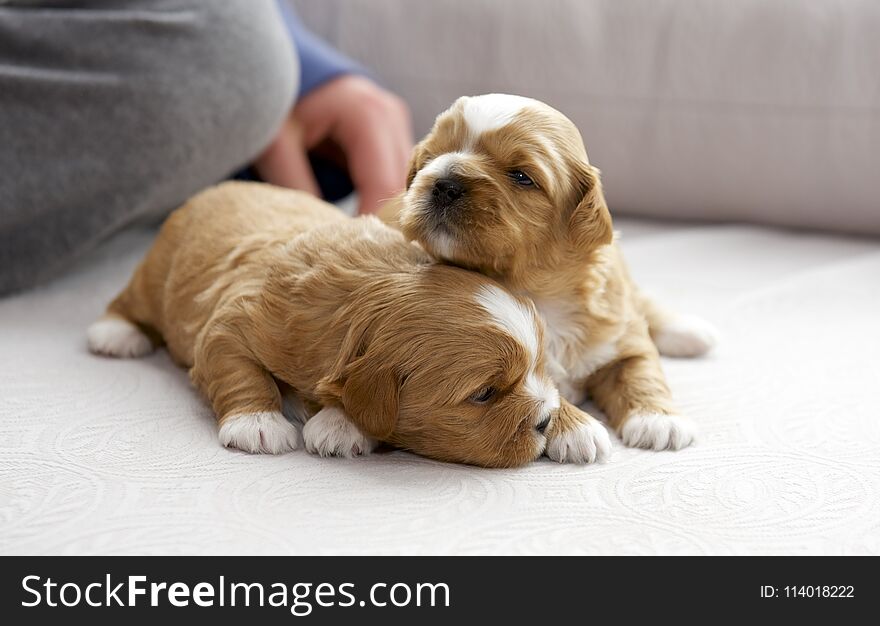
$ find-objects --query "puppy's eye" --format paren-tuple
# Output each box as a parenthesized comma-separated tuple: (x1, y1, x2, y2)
(469, 387, 497, 404)
(508, 170, 534, 187)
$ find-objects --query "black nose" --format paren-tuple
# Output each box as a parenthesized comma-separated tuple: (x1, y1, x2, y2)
(432, 178, 465, 204)
(536, 416, 551, 434)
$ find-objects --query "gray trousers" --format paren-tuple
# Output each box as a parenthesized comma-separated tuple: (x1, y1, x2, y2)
(0, 0, 298, 294)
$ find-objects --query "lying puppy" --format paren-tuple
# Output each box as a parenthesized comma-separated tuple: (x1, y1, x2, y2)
(397, 94, 718, 451)
(86, 181, 609, 467)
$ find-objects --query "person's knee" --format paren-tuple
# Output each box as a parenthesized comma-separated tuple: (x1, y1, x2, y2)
(132, 0, 299, 216)
(0, 1, 299, 294)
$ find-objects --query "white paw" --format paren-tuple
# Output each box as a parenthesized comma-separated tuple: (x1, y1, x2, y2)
(620, 413, 696, 450)
(546, 418, 612, 464)
(87, 315, 153, 358)
(653, 315, 718, 357)
(303, 406, 378, 458)
(219, 411, 300, 454)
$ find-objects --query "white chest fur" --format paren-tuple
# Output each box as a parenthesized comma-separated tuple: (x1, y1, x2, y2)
(534, 297, 620, 402)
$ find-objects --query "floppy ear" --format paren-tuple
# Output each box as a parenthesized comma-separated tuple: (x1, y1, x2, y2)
(315, 328, 400, 440)
(339, 358, 399, 439)
(568, 163, 613, 251)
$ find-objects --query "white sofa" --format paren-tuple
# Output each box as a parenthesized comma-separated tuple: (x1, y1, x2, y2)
(295, 0, 880, 235)
(2, 1, 878, 555)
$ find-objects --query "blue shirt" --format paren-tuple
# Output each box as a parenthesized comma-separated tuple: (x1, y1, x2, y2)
(276, 1, 366, 98)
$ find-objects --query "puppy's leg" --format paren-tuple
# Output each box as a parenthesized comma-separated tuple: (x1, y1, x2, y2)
(587, 353, 696, 451)
(279, 380, 377, 458)
(191, 331, 298, 454)
(544, 398, 612, 464)
(640, 296, 718, 358)
(302, 405, 378, 459)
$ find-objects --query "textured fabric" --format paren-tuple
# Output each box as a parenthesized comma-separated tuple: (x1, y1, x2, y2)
(294, 0, 880, 235)
(2, 215, 878, 555)
(0, 0, 297, 294)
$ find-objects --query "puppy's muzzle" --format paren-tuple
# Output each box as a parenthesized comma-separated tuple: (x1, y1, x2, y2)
(431, 177, 465, 210)
(535, 415, 551, 434)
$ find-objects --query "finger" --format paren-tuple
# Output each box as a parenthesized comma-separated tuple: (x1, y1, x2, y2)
(253, 117, 320, 196)
(340, 118, 412, 214)
(351, 135, 410, 214)
(293, 76, 414, 212)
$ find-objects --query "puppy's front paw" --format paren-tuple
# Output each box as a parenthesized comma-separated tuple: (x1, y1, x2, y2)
(303, 406, 378, 458)
(219, 411, 300, 454)
(620, 413, 695, 451)
(546, 418, 612, 464)
(653, 315, 718, 358)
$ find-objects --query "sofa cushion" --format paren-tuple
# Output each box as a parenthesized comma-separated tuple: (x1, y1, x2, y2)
(294, 0, 880, 235)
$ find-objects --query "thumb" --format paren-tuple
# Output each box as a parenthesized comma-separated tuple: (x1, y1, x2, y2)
(253, 117, 320, 196)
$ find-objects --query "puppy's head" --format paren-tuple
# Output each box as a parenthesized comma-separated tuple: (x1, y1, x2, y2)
(399, 94, 613, 279)
(317, 266, 559, 467)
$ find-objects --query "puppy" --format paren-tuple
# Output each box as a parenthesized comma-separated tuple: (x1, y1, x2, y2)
(86, 181, 611, 467)
(397, 94, 718, 451)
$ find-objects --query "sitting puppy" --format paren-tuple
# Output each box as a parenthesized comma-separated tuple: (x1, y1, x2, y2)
(397, 94, 718, 451)
(86, 181, 610, 467)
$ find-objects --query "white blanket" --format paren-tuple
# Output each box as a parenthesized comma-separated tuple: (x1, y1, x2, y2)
(2, 217, 878, 555)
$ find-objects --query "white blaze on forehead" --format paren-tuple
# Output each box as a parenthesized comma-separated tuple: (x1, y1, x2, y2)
(419, 151, 470, 179)
(458, 94, 560, 186)
(461, 94, 538, 136)
(475, 285, 559, 416)
(526, 374, 561, 417)
(415, 94, 558, 185)
(475, 284, 539, 359)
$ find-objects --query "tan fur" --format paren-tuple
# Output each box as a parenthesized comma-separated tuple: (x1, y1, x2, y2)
(92, 181, 567, 467)
(395, 95, 716, 450)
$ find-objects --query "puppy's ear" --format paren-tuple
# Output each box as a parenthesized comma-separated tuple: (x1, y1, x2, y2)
(315, 327, 399, 440)
(339, 359, 399, 440)
(568, 163, 613, 251)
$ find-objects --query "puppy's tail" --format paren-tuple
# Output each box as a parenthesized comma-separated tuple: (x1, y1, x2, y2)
(640, 295, 719, 358)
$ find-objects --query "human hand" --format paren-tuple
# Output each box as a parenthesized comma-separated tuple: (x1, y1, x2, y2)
(254, 75, 413, 214)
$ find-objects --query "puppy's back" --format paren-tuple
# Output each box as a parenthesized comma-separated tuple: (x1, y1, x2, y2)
(111, 182, 350, 364)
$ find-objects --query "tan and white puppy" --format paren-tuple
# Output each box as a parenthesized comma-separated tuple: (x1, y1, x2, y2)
(397, 94, 718, 451)
(87, 181, 611, 467)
